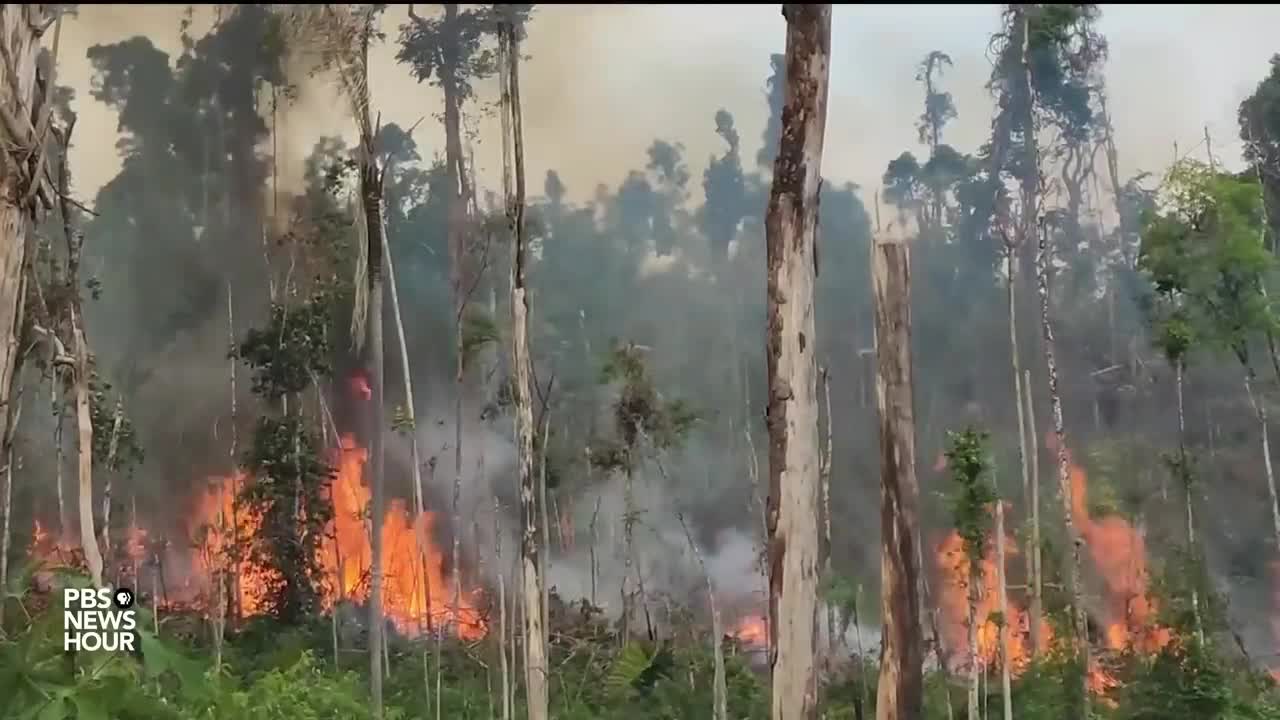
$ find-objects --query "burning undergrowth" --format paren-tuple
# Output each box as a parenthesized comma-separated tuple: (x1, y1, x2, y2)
(933, 433, 1171, 695)
(27, 369, 489, 641)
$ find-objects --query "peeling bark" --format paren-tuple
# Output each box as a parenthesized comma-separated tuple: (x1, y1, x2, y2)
(0, 5, 48, 456)
(872, 229, 923, 720)
(764, 6, 830, 719)
(501, 20, 548, 720)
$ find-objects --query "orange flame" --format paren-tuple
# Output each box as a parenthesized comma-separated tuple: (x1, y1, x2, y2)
(179, 435, 485, 638)
(935, 515, 1047, 676)
(933, 435, 1169, 693)
(732, 614, 768, 648)
(1053, 434, 1171, 654)
(320, 433, 486, 638)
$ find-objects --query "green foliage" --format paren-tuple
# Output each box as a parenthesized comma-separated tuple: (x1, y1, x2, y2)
(605, 641, 675, 699)
(236, 291, 337, 401)
(240, 416, 335, 624)
(944, 428, 996, 566)
(597, 342, 699, 462)
(1139, 159, 1275, 367)
(88, 376, 144, 475)
(461, 309, 501, 364)
(395, 4, 535, 101)
(1115, 639, 1280, 720)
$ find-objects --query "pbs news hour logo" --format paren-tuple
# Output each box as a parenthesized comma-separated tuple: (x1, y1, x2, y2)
(62, 586, 138, 652)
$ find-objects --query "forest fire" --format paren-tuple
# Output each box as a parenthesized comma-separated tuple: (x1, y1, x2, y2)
(732, 614, 768, 649)
(319, 433, 486, 639)
(1057, 437, 1171, 655)
(935, 516, 1044, 675)
(933, 435, 1170, 692)
(26, 391, 486, 640)
(165, 436, 485, 638)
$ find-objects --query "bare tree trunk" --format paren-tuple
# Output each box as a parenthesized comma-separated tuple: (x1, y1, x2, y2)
(680, 513, 728, 720)
(1036, 221, 1088, 717)
(352, 50, 389, 715)
(495, 497, 511, 720)
(72, 318, 102, 586)
(52, 119, 104, 590)
(872, 227, 924, 720)
(0, 5, 48, 458)
(1174, 362, 1204, 644)
(55, 380, 66, 537)
(100, 399, 122, 565)
(1007, 247, 1040, 655)
(589, 491, 600, 607)
(820, 367, 836, 662)
(539, 408, 551, 653)
(765, 7, 830, 719)
(1243, 369, 1280, 553)
(966, 555, 980, 720)
(995, 501, 1013, 720)
(0, 372, 23, 628)
(382, 190, 426, 525)
(1023, 367, 1041, 642)
(501, 20, 547, 720)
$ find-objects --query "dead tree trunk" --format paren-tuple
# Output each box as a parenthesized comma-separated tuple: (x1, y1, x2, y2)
(872, 227, 924, 720)
(51, 117, 104, 589)
(966, 553, 980, 720)
(1006, 243, 1040, 655)
(500, 19, 548, 720)
(0, 350, 24, 628)
(0, 5, 49, 459)
(1036, 220, 1088, 717)
(343, 14, 388, 712)
(995, 501, 1013, 720)
(679, 513, 728, 720)
(820, 367, 836, 662)
(764, 6, 830, 719)
(1023, 367, 1041, 650)
(1175, 361, 1204, 644)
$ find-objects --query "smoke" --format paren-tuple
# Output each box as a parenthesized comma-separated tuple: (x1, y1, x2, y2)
(23, 4, 1280, 657)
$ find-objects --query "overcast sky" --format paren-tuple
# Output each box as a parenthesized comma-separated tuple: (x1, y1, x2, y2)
(59, 4, 1280, 210)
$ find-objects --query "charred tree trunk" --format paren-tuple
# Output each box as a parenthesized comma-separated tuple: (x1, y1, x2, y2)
(0, 5, 48, 460)
(1036, 221, 1088, 717)
(872, 228, 924, 720)
(764, 6, 830, 719)
(501, 20, 548, 720)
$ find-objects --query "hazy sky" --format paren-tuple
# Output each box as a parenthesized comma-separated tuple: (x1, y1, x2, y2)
(59, 4, 1280, 211)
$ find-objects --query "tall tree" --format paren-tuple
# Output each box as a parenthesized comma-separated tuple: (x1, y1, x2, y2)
(288, 5, 389, 712)
(398, 2, 532, 650)
(498, 13, 547, 720)
(1036, 216, 1089, 718)
(1139, 159, 1280, 553)
(765, 5, 830, 719)
(872, 225, 924, 720)
(0, 5, 50, 515)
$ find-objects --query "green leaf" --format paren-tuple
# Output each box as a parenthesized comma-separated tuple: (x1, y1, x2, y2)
(70, 695, 108, 720)
(31, 695, 69, 720)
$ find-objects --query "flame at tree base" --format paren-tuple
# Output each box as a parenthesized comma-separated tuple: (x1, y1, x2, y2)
(26, 432, 487, 641)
